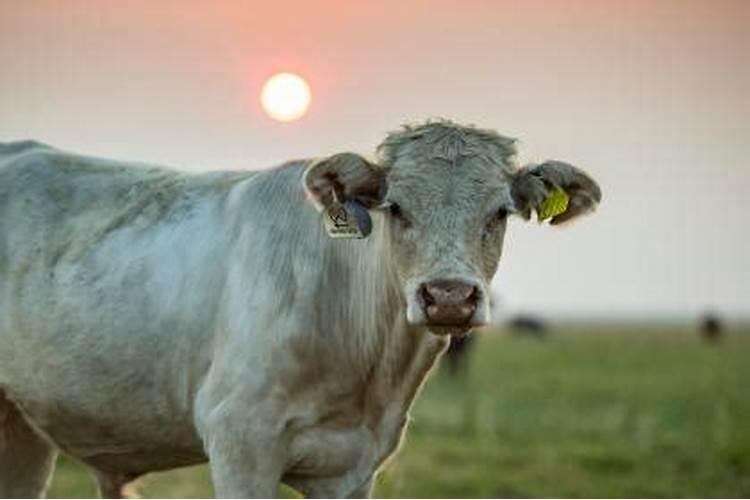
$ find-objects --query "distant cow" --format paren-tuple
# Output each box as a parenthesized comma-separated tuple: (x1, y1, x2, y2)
(0, 121, 601, 498)
(508, 314, 548, 339)
(699, 313, 724, 344)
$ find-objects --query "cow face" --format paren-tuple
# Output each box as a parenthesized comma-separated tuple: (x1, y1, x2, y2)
(304, 122, 601, 336)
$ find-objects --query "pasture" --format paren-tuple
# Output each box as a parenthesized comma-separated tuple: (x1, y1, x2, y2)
(47, 325, 750, 498)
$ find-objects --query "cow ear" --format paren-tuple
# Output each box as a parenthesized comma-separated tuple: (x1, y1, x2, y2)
(511, 160, 602, 225)
(303, 152, 386, 210)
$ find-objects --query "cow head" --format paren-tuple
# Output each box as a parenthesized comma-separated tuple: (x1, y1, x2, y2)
(304, 121, 601, 336)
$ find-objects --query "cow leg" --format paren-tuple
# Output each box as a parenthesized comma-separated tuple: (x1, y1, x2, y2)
(0, 393, 58, 498)
(92, 470, 140, 499)
(297, 474, 374, 499)
(346, 477, 374, 499)
(198, 402, 284, 498)
(204, 430, 283, 498)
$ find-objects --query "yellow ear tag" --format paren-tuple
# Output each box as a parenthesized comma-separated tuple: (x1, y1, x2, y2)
(536, 187, 569, 223)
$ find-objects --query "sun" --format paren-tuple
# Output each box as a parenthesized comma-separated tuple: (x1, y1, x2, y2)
(260, 72, 311, 122)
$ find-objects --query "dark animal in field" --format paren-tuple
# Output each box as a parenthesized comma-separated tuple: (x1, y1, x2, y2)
(508, 314, 548, 339)
(699, 313, 724, 344)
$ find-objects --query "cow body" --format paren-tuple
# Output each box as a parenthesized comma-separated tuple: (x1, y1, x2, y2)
(0, 141, 444, 497)
(0, 122, 601, 498)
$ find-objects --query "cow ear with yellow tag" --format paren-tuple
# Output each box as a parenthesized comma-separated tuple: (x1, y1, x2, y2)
(303, 152, 385, 239)
(535, 187, 570, 223)
(511, 160, 601, 225)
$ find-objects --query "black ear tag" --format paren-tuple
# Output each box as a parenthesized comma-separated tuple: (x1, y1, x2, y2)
(323, 200, 372, 239)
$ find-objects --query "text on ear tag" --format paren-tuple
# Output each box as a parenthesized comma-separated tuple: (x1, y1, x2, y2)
(323, 200, 373, 239)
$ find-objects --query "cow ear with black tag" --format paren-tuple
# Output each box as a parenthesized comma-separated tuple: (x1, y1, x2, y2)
(323, 200, 373, 239)
(303, 153, 385, 239)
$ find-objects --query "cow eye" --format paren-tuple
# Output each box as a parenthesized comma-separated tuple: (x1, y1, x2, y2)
(494, 207, 509, 220)
(388, 202, 412, 228)
(389, 203, 403, 218)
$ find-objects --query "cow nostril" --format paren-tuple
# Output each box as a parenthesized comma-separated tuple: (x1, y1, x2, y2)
(419, 284, 435, 306)
(420, 280, 480, 310)
(418, 280, 481, 327)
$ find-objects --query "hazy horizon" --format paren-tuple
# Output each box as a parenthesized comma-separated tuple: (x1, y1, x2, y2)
(1, 0, 748, 320)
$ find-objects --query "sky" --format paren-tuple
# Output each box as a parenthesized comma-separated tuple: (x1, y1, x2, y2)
(1, 0, 748, 320)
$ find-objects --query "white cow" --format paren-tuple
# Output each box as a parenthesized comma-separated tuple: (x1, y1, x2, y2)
(0, 121, 601, 498)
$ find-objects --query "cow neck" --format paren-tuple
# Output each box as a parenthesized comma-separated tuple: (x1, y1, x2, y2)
(326, 215, 448, 415)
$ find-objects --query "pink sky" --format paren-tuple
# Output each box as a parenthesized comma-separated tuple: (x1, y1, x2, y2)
(1, 0, 748, 319)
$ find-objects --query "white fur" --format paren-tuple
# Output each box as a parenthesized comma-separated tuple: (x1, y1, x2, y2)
(0, 124, 600, 498)
(0, 142, 446, 498)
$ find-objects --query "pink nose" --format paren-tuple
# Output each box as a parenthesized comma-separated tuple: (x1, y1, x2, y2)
(420, 280, 479, 326)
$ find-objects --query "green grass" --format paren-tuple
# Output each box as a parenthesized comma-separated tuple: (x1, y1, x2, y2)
(46, 325, 750, 498)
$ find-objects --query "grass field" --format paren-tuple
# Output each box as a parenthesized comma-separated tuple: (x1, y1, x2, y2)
(46, 325, 750, 498)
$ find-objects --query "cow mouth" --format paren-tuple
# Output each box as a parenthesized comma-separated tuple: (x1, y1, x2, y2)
(422, 301, 478, 337)
(426, 324, 474, 337)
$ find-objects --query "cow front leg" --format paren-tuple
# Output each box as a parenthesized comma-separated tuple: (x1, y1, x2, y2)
(0, 393, 58, 498)
(344, 477, 374, 499)
(203, 413, 285, 499)
(291, 471, 374, 499)
(207, 439, 283, 499)
(198, 401, 286, 498)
